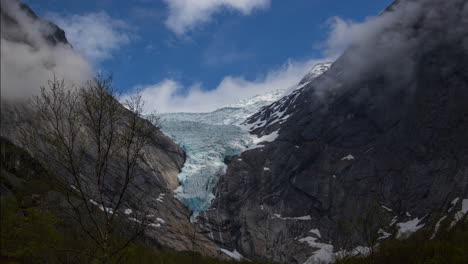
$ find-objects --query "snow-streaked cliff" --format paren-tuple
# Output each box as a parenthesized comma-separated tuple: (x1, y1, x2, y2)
(159, 63, 332, 218)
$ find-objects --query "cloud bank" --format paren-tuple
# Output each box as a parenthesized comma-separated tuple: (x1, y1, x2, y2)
(47, 11, 132, 62)
(0, 0, 92, 101)
(163, 0, 271, 36)
(322, 0, 468, 86)
(122, 58, 329, 113)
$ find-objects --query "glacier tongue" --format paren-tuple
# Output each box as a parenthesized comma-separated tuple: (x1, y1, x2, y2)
(159, 62, 332, 219)
(160, 91, 285, 219)
(161, 119, 252, 217)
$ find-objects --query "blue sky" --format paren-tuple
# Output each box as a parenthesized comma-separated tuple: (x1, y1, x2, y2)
(27, 0, 392, 112)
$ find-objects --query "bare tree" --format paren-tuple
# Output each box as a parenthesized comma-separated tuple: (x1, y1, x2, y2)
(333, 200, 389, 263)
(20, 75, 159, 264)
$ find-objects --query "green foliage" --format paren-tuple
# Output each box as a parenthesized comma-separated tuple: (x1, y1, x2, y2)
(0, 199, 273, 264)
(1, 137, 277, 264)
(121, 245, 272, 264)
(0, 198, 62, 263)
(337, 219, 468, 264)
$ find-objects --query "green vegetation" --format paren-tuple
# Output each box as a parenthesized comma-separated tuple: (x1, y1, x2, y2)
(2, 136, 466, 264)
(337, 218, 468, 264)
(0, 137, 273, 264)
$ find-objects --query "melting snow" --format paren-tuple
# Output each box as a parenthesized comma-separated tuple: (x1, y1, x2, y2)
(300, 236, 334, 264)
(341, 154, 355, 161)
(272, 214, 311, 221)
(450, 198, 468, 228)
(156, 193, 165, 203)
(124, 209, 133, 215)
(381, 205, 393, 212)
(396, 217, 425, 239)
(253, 131, 279, 145)
(220, 249, 243, 260)
(335, 246, 372, 261)
(309, 229, 321, 238)
(430, 216, 447, 239)
(89, 199, 114, 214)
(378, 228, 391, 240)
(448, 197, 460, 212)
(129, 217, 141, 224)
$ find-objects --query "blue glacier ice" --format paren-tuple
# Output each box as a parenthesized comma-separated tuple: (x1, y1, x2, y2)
(158, 63, 332, 219)
(159, 90, 285, 218)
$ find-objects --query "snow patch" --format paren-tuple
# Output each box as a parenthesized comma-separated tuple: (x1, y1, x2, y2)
(378, 228, 391, 240)
(430, 216, 447, 239)
(89, 199, 113, 214)
(341, 154, 355, 161)
(149, 223, 161, 228)
(396, 217, 425, 239)
(450, 198, 468, 228)
(381, 205, 393, 212)
(300, 236, 334, 264)
(124, 209, 133, 215)
(156, 193, 165, 203)
(220, 249, 243, 260)
(253, 130, 279, 145)
(309, 229, 321, 238)
(272, 214, 311, 221)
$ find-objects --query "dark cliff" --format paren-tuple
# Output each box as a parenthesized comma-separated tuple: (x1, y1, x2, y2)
(0, 0, 221, 256)
(199, 0, 468, 263)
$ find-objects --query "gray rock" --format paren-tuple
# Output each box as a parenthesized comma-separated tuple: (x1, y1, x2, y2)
(0, 0, 222, 257)
(200, 0, 468, 262)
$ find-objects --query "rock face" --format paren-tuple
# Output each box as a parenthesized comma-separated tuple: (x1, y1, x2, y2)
(199, 0, 468, 263)
(1, 0, 68, 46)
(0, 0, 221, 256)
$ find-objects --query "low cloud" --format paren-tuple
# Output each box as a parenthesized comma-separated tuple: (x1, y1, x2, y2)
(0, 0, 92, 101)
(322, 0, 468, 86)
(47, 11, 133, 62)
(163, 0, 271, 36)
(122, 58, 329, 113)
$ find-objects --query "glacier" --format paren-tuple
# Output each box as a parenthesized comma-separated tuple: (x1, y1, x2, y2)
(159, 92, 284, 218)
(158, 63, 332, 219)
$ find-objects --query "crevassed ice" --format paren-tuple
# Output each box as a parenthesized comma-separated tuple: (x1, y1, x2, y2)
(158, 63, 332, 219)
(159, 90, 285, 219)
(161, 119, 253, 217)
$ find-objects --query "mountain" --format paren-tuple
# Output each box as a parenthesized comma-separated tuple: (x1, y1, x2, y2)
(1, 0, 68, 46)
(159, 63, 331, 219)
(0, 0, 220, 256)
(197, 0, 468, 263)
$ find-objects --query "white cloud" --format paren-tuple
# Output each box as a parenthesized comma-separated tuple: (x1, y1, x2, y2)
(122, 58, 329, 113)
(322, 14, 400, 58)
(163, 0, 271, 36)
(1, 0, 92, 101)
(47, 12, 132, 62)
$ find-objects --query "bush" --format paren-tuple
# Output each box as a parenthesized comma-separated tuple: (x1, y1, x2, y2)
(337, 219, 468, 264)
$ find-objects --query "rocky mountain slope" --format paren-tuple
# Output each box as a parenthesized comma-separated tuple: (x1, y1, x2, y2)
(0, 0, 220, 256)
(198, 0, 468, 263)
(160, 63, 331, 219)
